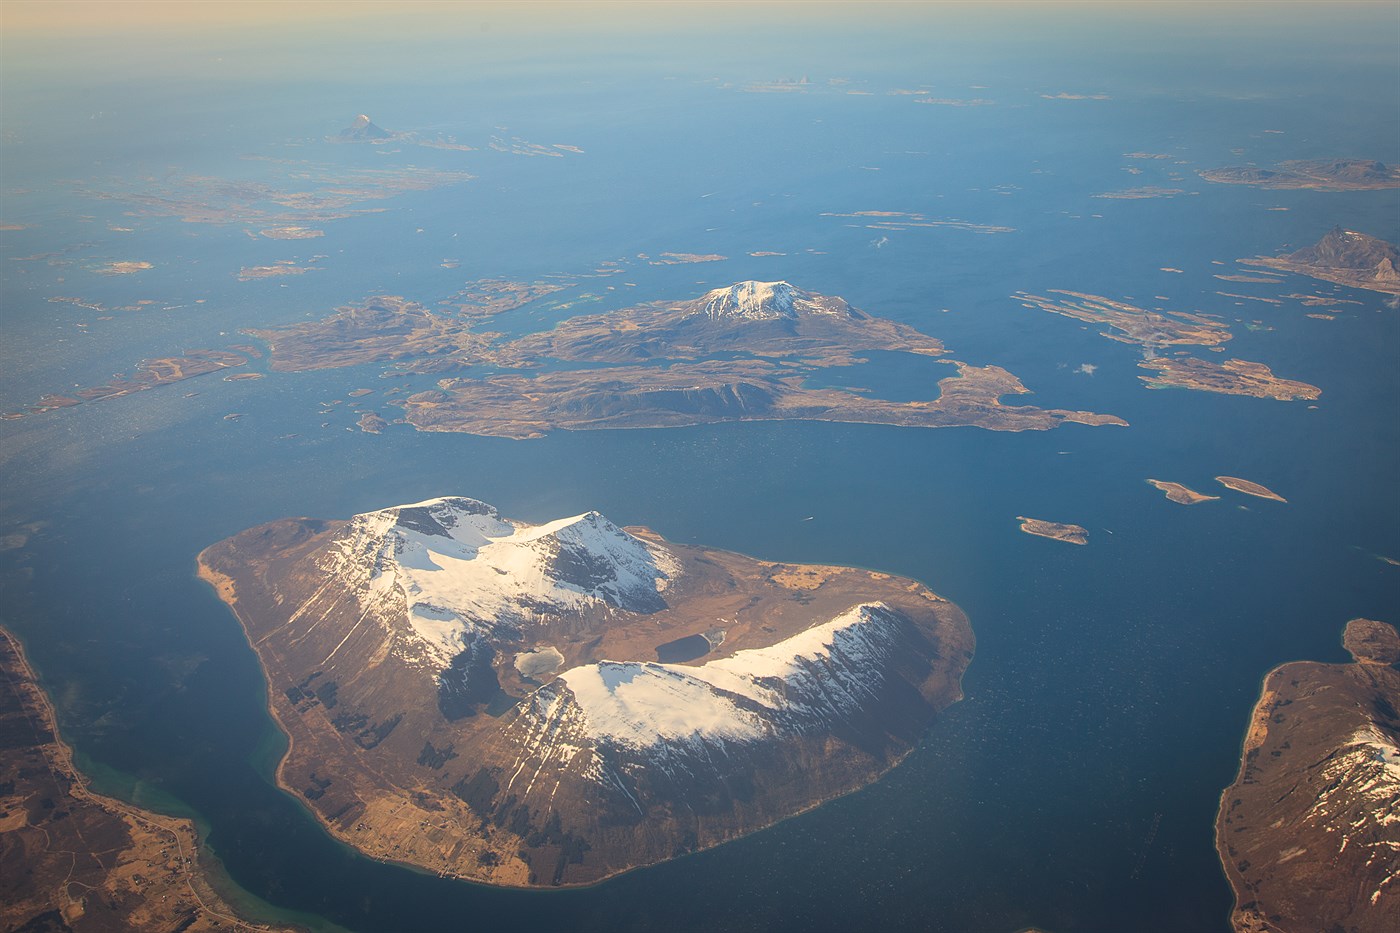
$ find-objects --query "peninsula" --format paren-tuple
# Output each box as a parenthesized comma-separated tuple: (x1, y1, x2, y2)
(12, 350, 250, 419)
(0, 627, 291, 932)
(245, 295, 504, 372)
(1216, 619, 1400, 933)
(198, 496, 974, 886)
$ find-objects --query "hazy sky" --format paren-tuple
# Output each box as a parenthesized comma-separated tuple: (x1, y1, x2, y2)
(3, 2, 1392, 96)
(4, 1, 1386, 35)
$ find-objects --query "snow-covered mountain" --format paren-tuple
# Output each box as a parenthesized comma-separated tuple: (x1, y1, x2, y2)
(694, 280, 857, 321)
(317, 496, 678, 671)
(200, 494, 972, 885)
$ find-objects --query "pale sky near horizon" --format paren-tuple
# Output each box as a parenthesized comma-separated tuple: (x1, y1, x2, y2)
(2, 0, 1377, 36)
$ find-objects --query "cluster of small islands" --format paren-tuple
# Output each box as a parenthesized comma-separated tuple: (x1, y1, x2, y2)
(14, 223, 1399, 438)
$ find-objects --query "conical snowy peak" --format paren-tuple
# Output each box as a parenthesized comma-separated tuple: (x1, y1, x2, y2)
(694, 281, 857, 322)
(337, 113, 393, 141)
(701, 281, 803, 320)
(697, 281, 805, 320)
(509, 508, 675, 612)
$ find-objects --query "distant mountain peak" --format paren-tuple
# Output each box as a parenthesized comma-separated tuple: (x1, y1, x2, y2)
(337, 114, 393, 141)
(1287, 226, 1399, 273)
(703, 281, 801, 319)
(696, 281, 853, 321)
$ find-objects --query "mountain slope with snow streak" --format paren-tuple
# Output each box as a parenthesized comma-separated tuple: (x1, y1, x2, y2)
(551, 603, 905, 750)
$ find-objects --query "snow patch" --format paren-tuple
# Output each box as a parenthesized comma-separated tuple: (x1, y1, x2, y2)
(557, 603, 903, 750)
(318, 496, 679, 671)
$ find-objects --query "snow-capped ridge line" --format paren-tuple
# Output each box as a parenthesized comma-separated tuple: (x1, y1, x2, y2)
(315, 496, 679, 672)
(549, 602, 907, 753)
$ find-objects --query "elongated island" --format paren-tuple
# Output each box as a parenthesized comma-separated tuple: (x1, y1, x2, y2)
(199, 497, 974, 886)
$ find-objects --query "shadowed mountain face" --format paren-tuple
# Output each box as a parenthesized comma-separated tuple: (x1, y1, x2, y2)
(198, 496, 973, 886)
(1284, 227, 1400, 274)
(1243, 228, 1400, 296)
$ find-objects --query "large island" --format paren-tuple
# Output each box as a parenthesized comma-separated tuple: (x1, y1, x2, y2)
(1216, 619, 1400, 933)
(199, 496, 975, 886)
(254, 280, 1127, 436)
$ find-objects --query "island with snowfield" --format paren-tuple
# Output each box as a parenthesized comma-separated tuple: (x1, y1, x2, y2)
(199, 496, 974, 886)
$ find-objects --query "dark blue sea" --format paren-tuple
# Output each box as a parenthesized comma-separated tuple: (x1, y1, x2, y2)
(1, 6, 1397, 931)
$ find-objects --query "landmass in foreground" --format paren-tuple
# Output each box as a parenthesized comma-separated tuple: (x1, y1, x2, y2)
(0, 628, 292, 933)
(1216, 619, 1400, 933)
(199, 497, 974, 886)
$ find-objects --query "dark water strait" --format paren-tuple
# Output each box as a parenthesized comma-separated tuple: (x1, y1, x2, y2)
(1, 6, 1397, 931)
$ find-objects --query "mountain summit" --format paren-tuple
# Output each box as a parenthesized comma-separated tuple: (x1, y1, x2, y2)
(1243, 226, 1400, 295)
(337, 114, 393, 141)
(1285, 226, 1400, 275)
(324, 496, 678, 675)
(695, 280, 857, 321)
